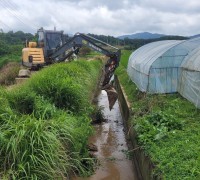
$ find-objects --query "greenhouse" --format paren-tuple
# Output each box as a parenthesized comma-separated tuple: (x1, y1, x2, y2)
(178, 47, 200, 108)
(127, 37, 200, 93)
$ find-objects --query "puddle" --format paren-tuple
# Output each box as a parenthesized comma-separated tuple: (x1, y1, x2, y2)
(73, 90, 138, 180)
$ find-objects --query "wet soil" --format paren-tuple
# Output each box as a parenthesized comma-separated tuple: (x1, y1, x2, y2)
(73, 90, 138, 180)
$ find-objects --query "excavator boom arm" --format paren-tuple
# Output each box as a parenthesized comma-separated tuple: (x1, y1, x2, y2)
(50, 33, 121, 64)
(50, 33, 121, 110)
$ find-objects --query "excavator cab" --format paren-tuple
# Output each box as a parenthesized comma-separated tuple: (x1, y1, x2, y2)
(37, 28, 67, 62)
(22, 28, 69, 68)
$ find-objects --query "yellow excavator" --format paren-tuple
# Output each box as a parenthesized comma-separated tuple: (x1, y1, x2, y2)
(20, 27, 121, 109)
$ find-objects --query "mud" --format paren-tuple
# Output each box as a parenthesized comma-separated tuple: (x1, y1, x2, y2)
(73, 90, 138, 180)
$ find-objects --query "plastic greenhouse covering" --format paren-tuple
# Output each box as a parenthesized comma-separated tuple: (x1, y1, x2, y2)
(127, 40, 182, 93)
(127, 37, 200, 108)
(127, 37, 200, 93)
(178, 47, 200, 108)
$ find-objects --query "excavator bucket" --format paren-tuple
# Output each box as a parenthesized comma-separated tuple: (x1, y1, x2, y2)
(104, 85, 118, 110)
(101, 63, 119, 110)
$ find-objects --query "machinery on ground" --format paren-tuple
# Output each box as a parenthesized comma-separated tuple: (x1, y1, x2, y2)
(21, 28, 121, 109)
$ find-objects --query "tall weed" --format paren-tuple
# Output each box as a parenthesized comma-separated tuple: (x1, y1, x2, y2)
(0, 59, 102, 179)
(7, 87, 36, 115)
(0, 62, 20, 85)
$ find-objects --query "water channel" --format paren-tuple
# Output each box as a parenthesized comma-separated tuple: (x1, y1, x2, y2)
(73, 90, 139, 180)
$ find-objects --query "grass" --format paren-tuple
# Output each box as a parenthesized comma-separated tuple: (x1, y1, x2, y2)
(0, 62, 20, 85)
(0, 59, 102, 179)
(0, 54, 21, 86)
(116, 50, 200, 179)
(0, 54, 21, 69)
(30, 61, 100, 113)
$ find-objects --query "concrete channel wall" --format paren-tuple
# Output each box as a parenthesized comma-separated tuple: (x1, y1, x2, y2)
(115, 75, 161, 180)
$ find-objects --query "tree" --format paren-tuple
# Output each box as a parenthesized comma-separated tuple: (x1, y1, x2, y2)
(0, 40, 10, 55)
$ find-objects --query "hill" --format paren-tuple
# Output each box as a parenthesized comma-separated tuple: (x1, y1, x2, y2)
(118, 32, 166, 40)
(189, 34, 200, 39)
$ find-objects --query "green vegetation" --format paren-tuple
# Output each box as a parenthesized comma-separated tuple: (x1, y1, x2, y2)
(0, 31, 34, 68)
(0, 31, 33, 45)
(91, 106, 105, 123)
(0, 60, 102, 179)
(0, 51, 21, 69)
(116, 50, 200, 179)
(89, 33, 188, 50)
(0, 62, 20, 85)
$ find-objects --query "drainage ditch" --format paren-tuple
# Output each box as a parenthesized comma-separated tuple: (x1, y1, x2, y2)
(73, 90, 139, 179)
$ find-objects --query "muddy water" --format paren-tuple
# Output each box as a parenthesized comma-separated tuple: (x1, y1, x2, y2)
(73, 90, 138, 180)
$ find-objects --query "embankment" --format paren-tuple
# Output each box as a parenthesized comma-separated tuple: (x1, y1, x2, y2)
(115, 75, 156, 180)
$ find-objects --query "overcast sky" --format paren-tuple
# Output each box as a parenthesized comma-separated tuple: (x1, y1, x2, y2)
(0, 0, 200, 36)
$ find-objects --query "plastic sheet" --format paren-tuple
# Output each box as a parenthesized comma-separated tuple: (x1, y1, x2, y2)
(127, 38, 200, 94)
(178, 47, 200, 108)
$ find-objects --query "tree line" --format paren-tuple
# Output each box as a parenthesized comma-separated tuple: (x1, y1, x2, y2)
(0, 30, 189, 57)
(88, 33, 188, 50)
(0, 31, 34, 56)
